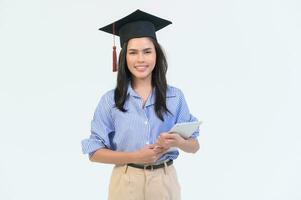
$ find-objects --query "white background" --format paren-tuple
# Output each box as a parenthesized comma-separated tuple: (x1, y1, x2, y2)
(1, 0, 300, 199)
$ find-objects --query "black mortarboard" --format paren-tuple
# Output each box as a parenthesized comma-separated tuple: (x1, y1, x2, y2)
(98, 9, 172, 72)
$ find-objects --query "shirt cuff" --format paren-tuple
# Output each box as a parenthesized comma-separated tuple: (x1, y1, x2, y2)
(81, 138, 106, 154)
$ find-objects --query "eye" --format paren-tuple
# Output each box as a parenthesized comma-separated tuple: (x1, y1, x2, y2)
(145, 51, 152, 54)
(128, 52, 136, 55)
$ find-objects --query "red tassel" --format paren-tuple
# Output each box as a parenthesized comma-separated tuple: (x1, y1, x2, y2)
(112, 23, 117, 72)
(112, 45, 117, 72)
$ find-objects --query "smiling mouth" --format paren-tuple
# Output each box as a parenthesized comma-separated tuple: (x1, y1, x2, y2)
(135, 65, 148, 71)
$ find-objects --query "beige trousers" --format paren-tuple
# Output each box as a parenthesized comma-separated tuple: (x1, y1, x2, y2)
(108, 164, 181, 200)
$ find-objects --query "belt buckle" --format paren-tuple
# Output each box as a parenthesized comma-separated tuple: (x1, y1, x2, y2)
(144, 164, 154, 170)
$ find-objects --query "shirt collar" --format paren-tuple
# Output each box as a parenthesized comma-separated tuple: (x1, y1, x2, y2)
(127, 83, 176, 107)
(127, 83, 140, 98)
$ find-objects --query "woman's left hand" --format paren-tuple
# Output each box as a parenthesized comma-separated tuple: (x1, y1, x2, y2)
(156, 132, 185, 149)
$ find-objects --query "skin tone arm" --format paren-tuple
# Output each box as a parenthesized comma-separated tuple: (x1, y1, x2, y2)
(90, 133, 199, 165)
(89, 144, 167, 165)
(156, 132, 200, 153)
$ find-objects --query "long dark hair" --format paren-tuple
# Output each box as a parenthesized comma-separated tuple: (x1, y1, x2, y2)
(114, 37, 170, 121)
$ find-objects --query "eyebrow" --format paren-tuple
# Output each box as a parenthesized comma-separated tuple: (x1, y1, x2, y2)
(128, 48, 153, 51)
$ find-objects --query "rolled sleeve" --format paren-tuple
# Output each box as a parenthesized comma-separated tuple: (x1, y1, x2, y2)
(176, 90, 200, 139)
(81, 138, 106, 155)
(81, 93, 115, 155)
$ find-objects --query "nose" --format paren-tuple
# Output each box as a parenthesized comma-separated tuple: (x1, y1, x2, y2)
(137, 52, 145, 62)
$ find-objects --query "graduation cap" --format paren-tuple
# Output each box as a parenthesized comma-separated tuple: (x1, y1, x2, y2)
(98, 9, 172, 72)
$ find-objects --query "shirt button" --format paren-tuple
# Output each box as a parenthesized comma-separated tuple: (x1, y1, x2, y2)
(144, 121, 148, 125)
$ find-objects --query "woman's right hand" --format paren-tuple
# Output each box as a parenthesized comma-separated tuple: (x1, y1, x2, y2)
(133, 144, 167, 164)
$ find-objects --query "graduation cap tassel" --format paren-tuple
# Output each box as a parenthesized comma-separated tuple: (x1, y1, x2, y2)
(112, 46, 117, 72)
(112, 23, 117, 72)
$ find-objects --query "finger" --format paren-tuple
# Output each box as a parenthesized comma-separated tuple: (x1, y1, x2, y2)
(166, 138, 176, 142)
(163, 134, 176, 139)
(153, 146, 162, 152)
(157, 135, 163, 141)
(158, 136, 171, 143)
(155, 148, 166, 154)
(156, 138, 165, 146)
(157, 140, 164, 147)
(147, 144, 156, 149)
(156, 140, 166, 147)
(160, 133, 170, 138)
(154, 145, 163, 152)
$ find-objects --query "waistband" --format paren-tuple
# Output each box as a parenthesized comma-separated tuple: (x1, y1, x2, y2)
(127, 160, 173, 170)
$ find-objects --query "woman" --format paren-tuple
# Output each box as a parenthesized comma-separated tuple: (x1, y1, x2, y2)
(81, 9, 200, 200)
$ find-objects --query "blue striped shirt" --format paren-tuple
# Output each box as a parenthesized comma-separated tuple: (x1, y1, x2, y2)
(81, 84, 199, 164)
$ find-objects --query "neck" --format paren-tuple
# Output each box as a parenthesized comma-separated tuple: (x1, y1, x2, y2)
(131, 77, 152, 91)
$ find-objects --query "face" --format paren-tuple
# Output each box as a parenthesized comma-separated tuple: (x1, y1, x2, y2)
(126, 37, 156, 82)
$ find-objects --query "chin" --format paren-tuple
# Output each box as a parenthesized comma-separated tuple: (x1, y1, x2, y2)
(133, 72, 152, 80)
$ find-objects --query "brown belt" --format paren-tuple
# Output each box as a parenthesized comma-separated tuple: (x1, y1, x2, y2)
(127, 160, 173, 170)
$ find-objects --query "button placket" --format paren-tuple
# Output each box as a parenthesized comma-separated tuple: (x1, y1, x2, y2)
(137, 96, 151, 145)
(142, 107, 150, 145)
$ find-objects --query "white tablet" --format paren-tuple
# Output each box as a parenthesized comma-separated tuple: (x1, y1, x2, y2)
(169, 121, 202, 139)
